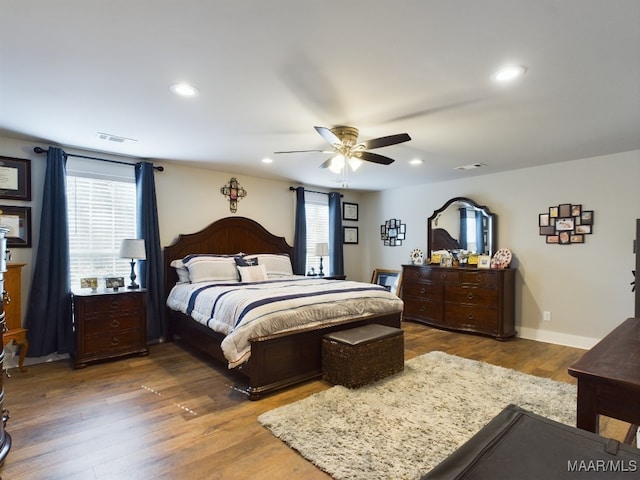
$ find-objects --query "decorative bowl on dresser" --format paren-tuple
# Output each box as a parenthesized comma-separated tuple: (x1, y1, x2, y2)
(401, 264, 516, 340)
(71, 288, 149, 368)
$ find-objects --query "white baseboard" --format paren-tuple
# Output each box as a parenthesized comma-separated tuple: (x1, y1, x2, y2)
(518, 326, 599, 350)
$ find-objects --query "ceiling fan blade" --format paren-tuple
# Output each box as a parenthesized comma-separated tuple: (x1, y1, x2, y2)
(314, 126, 342, 147)
(274, 149, 332, 154)
(358, 133, 411, 150)
(354, 151, 395, 165)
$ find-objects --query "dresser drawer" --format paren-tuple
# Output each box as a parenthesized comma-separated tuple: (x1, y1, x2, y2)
(445, 286, 497, 307)
(404, 298, 444, 323)
(402, 283, 443, 301)
(403, 266, 434, 283)
(460, 270, 497, 286)
(445, 304, 498, 331)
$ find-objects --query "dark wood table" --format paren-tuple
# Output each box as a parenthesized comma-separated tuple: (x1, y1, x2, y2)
(568, 317, 640, 441)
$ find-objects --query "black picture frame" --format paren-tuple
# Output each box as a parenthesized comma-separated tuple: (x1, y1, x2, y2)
(0, 156, 31, 201)
(342, 202, 359, 221)
(343, 226, 359, 244)
(0, 205, 32, 247)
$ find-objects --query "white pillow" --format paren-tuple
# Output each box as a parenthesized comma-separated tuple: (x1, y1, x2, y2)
(182, 255, 239, 283)
(170, 259, 190, 283)
(238, 264, 268, 282)
(242, 254, 293, 278)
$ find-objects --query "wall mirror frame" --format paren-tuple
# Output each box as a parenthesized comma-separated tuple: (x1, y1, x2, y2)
(428, 197, 496, 257)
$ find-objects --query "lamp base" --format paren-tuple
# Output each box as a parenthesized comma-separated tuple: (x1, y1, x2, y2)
(319, 256, 325, 277)
(128, 259, 139, 289)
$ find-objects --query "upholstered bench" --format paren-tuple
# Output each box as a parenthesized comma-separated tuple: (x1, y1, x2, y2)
(322, 324, 404, 388)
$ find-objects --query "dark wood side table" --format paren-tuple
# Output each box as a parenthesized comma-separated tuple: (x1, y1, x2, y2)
(71, 289, 149, 368)
(568, 317, 640, 441)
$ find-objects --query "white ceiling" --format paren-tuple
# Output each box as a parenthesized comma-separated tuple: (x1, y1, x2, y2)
(1, 0, 639, 191)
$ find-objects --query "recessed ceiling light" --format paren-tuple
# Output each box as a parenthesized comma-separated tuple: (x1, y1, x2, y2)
(491, 65, 527, 83)
(170, 83, 199, 97)
(261, 157, 273, 164)
(409, 158, 423, 165)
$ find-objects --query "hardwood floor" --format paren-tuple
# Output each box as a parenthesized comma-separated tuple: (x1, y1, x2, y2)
(0, 322, 632, 480)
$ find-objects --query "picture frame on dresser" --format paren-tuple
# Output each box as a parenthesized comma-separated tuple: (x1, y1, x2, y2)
(0, 156, 31, 201)
(0, 205, 31, 248)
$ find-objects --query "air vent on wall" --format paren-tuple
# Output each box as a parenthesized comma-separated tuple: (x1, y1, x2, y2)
(454, 162, 487, 171)
(96, 132, 138, 144)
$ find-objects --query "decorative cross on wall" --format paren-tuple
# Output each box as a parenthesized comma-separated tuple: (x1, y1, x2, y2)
(220, 177, 247, 213)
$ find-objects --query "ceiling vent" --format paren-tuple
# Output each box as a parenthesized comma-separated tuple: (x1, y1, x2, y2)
(96, 132, 138, 144)
(454, 162, 487, 171)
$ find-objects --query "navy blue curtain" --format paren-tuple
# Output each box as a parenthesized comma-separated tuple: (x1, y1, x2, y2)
(459, 208, 468, 250)
(476, 211, 485, 253)
(135, 162, 165, 340)
(328, 192, 344, 276)
(292, 187, 306, 275)
(25, 147, 73, 356)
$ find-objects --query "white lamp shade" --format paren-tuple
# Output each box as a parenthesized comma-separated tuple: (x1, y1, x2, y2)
(314, 242, 329, 256)
(119, 239, 146, 260)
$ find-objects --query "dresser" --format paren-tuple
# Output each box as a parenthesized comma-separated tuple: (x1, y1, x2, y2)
(71, 289, 149, 368)
(0, 229, 11, 466)
(3, 263, 28, 372)
(401, 264, 516, 340)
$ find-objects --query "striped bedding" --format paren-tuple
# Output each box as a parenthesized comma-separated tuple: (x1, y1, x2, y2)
(166, 276, 404, 368)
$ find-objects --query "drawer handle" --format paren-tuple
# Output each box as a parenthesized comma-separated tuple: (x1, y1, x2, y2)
(111, 320, 120, 328)
(476, 275, 483, 281)
(467, 314, 474, 320)
(419, 305, 426, 312)
(467, 293, 474, 300)
(414, 272, 421, 278)
(111, 337, 119, 346)
(110, 301, 120, 309)
(419, 287, 426, 294)
(440, 273, 447, 279)
(2, 290, 10, 305)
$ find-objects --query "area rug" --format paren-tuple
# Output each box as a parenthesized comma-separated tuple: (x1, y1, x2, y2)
(258, 351, 576, 480)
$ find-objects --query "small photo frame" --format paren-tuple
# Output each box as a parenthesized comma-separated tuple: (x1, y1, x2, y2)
(0, 205, 32, 248)
(477, 255, 491, 269)
(558, 203, 571, 217)
(343, 226, 359, 244)
(570, 234, 584, 244)
(555, 217, 574, 231)
(0, 156, 31, 201)
(80, 277, 98, 292)
(575, 224, 591, 234)
(571, 205, 582, 217)
(105, 276, 125, 291)
(468, 254, 479, 265)
(549, 206, 558, 218)
(539, 213, 549, 227)
(580, 210, 593, 225)
(546, 235, 559, 244)
(342, 202, 358, 221)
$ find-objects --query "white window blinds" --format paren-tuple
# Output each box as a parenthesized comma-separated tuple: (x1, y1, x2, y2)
(305, 192, 329, 276)
(66, 158, 137, 290)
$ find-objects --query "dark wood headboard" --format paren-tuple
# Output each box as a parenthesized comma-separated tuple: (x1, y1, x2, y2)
(431, 228, 461, 251)
(163, 216, 294, 299)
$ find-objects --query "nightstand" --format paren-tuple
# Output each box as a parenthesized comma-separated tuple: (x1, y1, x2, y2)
(71, 289, 149, 369)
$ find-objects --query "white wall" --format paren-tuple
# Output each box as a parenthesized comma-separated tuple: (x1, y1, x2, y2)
(360, 150, 640, 348)
(3, 134, 637, 349)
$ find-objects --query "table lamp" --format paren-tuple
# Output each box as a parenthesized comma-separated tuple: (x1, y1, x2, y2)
(119, 239, 146, 289)
(314, 242, 329, 277)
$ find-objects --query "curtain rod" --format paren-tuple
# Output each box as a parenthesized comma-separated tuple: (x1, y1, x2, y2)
(33, 146, 164, 172)
(289, 186, 343, 197)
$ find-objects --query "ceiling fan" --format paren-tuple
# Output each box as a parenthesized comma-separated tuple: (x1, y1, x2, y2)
(275, 126, 411, 173)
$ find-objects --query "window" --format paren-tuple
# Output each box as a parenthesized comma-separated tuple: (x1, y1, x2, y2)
(305, 192, 329, 275)
(66, 158, 137, 289)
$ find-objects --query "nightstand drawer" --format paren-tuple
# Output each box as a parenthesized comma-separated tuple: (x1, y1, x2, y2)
(83, 329, 145, 356)
(79, 293, 142, 313)
(83, 312, 144, 335)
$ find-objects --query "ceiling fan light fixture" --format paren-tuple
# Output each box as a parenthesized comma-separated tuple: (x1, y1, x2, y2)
(348, 157, 363, 172)
(329, 155, 345, 174)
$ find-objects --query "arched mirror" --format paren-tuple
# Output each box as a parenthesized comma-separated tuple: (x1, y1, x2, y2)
(428, 197, 496, 256)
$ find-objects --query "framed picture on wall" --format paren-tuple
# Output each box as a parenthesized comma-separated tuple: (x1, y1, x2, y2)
(0, 156, 31, 201)
(343, 226, 359, 244)
(342, 202, 359, 221)
(0, 205, 31, 247)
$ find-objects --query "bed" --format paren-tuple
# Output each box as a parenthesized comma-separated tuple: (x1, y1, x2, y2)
(163, 216, 403, 400)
